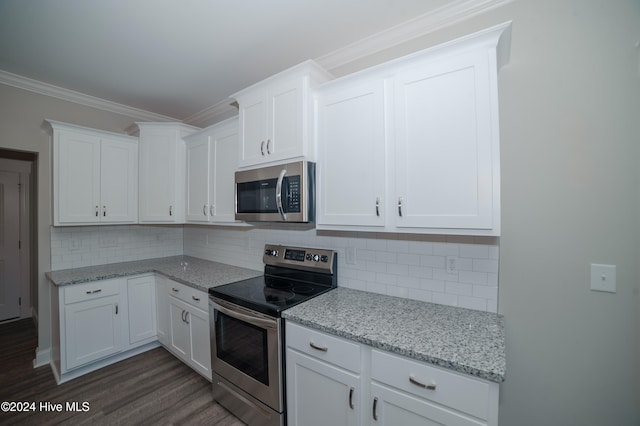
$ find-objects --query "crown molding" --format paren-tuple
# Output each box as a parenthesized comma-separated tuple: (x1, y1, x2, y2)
(182, 98, 239, 128)
(0, 69, 178, 122)
(315, 0, 515, 71)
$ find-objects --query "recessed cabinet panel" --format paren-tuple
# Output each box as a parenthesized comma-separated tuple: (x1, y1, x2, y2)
(270, 79, 303, 161)
(394, 52, 493, 230)
(100, 137, 138, 223)
(185, 135, 210, 222)
(56, 131, 101, 224)
(211, 129, 238, 222)
(239, 92, 269, 166)
(64, 295, 121, 370)
(316, 80, 387, 227)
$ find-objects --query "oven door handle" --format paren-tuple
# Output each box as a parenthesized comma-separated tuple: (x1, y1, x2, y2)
(213, 301, 277, 329)
(275, 168, 287, 221)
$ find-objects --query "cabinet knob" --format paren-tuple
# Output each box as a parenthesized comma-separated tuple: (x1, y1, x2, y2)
(261, 140, 265, 156)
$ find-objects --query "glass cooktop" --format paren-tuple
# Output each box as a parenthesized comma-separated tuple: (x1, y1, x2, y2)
(209, 275, 335, 317)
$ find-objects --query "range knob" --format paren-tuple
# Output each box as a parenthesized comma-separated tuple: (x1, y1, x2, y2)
(265, 249, 279, 257)
(312, 254, 320, 262)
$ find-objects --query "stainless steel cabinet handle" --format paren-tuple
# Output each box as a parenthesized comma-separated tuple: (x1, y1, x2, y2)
(192, 295, 200, 302)
(172, 287, 179, 292)
(372, 397, 379, 421)
(181, 310, 186, 322)
(95, 205, 99, 217)
(266, 139, 271, 155)
(115, 304, 118, 315)
(260, 140, 265, 156)
(210, 205, 214, 217)
(85, 289, 102, 294)
(203, 204, 207, 216)
(349, 387, 354, 409)
(103, 205, 106, 217)
(309, 342, 328, 352)
(375, 196, 380, 217)
(398, 197, 403, 217)
(184, 311, 190, 324)
(169, 205, 173, 216)
(409, 375, 436, 390)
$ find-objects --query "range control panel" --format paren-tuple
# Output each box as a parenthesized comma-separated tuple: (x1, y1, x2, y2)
(263, 244, 335, 273)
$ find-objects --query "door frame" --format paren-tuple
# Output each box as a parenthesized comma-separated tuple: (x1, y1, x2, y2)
(0, 158, 32, 320)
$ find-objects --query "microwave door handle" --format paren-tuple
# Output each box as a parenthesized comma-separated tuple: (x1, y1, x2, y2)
(275, 168, 287, 221)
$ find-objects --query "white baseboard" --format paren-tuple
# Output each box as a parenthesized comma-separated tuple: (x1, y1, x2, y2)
(33, 347, 51, 368)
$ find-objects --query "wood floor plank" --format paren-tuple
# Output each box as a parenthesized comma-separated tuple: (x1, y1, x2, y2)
(0, 318, 245, 425)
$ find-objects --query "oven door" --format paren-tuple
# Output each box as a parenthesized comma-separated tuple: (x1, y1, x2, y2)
(210, 297, 283, 412)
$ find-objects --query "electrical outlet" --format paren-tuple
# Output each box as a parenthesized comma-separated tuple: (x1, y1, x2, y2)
(590, 264, 616, 293)
(446, 256, 459, 274)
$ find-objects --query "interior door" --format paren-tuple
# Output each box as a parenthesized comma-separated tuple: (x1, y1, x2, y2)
(0, 171, 20, 321)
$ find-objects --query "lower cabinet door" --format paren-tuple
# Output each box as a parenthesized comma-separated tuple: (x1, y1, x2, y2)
(370, 383, 485, 426)
(286, 349, 359, 426)
(186, 305, 211, 380)
(127, 275, 157, 346)
(168, 296, 190, 359)
(64, 295, 122, 370)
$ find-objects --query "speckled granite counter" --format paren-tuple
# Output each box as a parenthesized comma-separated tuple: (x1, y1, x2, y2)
(46, 255, 262, 292)
(282, 287, 505, 383)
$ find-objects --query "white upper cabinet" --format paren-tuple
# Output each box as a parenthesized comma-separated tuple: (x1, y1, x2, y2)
(315, 23, 511, 236)
(47, 120, 138, 226)
(233, 60, 332, 168)
(316, 79, 387, 228)
(137, 122, 198, 223)
(184, 117, 239, 224)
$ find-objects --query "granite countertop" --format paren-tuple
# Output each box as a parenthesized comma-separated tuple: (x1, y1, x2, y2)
(282, 287, 505, 383)
(46, 255, 262, 292)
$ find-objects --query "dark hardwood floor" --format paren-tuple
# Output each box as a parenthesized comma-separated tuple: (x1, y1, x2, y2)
(0, 318, 244, 425)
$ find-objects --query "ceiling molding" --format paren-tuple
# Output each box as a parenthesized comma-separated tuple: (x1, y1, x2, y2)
(0, 69, 178, 122)
(315, 0, 515, 71)
(182, 99, 238, 128)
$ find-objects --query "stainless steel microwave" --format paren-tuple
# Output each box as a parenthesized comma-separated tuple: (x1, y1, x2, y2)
(235, 160, 315, 223)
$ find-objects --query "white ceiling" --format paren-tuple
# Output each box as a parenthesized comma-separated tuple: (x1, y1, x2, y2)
(0, 0, 468, 122)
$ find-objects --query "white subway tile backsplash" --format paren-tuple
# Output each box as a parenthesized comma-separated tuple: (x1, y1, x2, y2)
(52, 223, 499, 312)
(50, 225, 183, 271)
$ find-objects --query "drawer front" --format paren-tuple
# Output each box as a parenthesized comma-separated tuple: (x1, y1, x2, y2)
(371, 349, 491, 419)
(64, 279, 121, 304)
(286, 322, 361, 373)
(167, 281, 208, 311)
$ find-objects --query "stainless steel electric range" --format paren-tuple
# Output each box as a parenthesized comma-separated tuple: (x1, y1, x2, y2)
(208, 244, 337, 426)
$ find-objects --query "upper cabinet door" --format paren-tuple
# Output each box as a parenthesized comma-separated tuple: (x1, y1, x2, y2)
(100, 136, 138, 223)
(267, 78, 304, 163)
(56, 130, 101, 224)
(210, 120, 239, 223)
(237, 90, 269, 167)
(393, 50, 495, 231)
(185, 133, 211, 222)
(316, 79, 387, 228)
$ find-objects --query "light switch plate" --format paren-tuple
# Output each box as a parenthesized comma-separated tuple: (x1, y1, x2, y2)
(590, 264, 616, 293)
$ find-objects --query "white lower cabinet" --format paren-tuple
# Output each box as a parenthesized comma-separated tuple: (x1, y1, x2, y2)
(286, 322, 499, 426)
(127, 275, 157, 346)
(165, 280, 211, 380)
(63, 280, 123, 371)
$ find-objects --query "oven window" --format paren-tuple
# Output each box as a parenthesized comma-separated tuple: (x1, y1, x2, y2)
(215, 311, 269, 386)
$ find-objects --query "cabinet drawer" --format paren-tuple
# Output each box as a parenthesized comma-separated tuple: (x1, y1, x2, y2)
(371, 349, 491, 420)
(286, 322, 361, 373)
(64, 279, 121, 304)
(167, 281, 208, 311)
